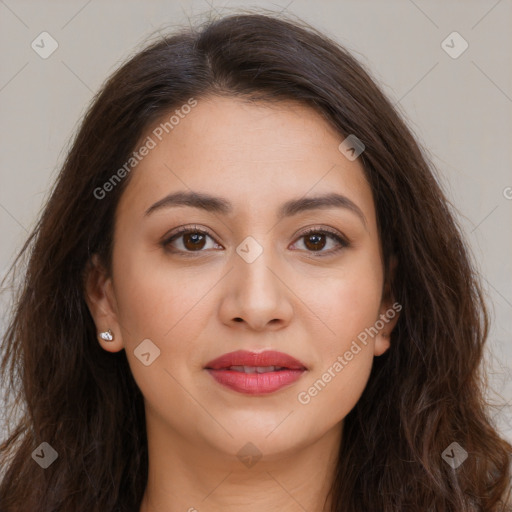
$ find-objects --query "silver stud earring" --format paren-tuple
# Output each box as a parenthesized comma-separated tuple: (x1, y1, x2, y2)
(99, 329, 114, 342)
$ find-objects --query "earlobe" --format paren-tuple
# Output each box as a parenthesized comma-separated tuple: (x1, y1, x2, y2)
(374, 310, 397, 357)
(374, 331, 391, 357)
(373, 297, 400, 356)
(374, 256, 400, 357)
(83, 254, 124, 353)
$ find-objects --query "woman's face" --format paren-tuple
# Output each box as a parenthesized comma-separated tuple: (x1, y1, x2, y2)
(86, 95, 397, 462)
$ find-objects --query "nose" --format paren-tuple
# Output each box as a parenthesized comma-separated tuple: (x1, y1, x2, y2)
(218, 242, 294, 332)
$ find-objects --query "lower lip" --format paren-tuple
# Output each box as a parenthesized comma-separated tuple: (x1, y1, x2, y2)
(206, 369, 305, 394)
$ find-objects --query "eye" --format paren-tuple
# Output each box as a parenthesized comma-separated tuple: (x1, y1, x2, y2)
(290, 227, 349, 256)
(161, 225, 222, 254)
(161, 225, 349, 257)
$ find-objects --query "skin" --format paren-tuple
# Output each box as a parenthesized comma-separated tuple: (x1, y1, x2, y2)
(85, 96, 399, 512)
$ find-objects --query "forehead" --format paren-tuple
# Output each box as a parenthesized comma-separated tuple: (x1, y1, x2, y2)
(117, 96, 375, 223)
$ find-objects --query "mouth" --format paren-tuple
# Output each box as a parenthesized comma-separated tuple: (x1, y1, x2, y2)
(222, 365, 288, 373)
(204, 350, 307, 395)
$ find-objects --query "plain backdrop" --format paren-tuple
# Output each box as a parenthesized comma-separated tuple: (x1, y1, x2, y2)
(1, 0, 511, 443)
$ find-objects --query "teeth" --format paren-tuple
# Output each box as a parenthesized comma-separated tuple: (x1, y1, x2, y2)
(229, 365, 246, 372)
(228, 365, 284, 373)
(256, 366, 275, 373)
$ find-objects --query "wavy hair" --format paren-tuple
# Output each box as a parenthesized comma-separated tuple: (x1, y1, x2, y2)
(1, 10, 511, 512)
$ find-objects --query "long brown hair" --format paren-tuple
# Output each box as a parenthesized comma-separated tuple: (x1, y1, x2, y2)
(1, 10, 510, 512)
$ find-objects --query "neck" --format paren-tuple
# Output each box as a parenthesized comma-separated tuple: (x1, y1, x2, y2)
(139, 412, 342, 512)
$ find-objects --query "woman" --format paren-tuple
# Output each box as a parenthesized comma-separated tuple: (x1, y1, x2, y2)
(1, 10, 510, 512)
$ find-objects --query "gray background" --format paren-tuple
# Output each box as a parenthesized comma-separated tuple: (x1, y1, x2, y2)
(1, 0, 511, 442)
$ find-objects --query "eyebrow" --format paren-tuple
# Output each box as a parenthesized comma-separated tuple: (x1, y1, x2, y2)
(144, 190, 367, 226)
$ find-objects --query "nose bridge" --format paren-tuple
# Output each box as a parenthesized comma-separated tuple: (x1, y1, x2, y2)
(219, 232, 293, 330)
(234, 233, 281, 298)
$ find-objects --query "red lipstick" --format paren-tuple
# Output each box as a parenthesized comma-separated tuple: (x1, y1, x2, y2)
(204, 350, 307, 395)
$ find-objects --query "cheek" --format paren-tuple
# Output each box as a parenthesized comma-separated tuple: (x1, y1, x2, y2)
(310, 256, 383, 351)
(111, 256, 210, 413)
(112, 244, 208, 339)
(111, 250, 224, 388)
(296, 256, 382, 413)
(296, 288, 377, 431)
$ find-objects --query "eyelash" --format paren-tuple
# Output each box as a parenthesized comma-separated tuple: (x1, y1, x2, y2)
(161, 224, 349, 257)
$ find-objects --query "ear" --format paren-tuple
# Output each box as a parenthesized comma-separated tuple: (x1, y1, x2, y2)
(83, 253, 124, 353)
(374, 256, 400, 357)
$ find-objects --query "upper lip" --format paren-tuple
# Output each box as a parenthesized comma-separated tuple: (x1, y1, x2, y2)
(205, 350, 307, 370)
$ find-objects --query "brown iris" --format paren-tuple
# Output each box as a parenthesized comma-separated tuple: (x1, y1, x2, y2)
(303, 232, 327, 251)
(183, 232, 207, 251)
